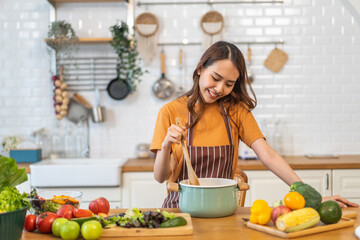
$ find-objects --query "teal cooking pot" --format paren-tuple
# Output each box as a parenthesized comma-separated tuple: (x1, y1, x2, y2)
(167, 178, 249, 218)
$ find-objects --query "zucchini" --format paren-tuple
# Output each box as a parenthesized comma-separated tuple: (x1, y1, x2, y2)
(160, 217, 187, 228)
(71, 216, 98, 226)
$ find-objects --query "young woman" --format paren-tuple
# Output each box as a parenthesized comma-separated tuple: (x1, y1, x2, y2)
(151, 41, 358, 209)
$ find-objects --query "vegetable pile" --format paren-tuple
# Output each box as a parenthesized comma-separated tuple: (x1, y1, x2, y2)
(0, 155, 29, 213)
(98, 208, 186, 229)
(28, 188, 80, 215)
(249, 181, 343, 233)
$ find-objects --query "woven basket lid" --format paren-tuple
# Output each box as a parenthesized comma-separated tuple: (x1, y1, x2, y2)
(200, 11, 224, 35)
(135, 12, 159, 37)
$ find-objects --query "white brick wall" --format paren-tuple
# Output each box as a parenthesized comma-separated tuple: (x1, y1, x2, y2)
(0, 0, 359, 158)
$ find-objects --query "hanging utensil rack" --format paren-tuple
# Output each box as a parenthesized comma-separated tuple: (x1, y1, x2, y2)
(137, 0, 284, 7)
(56, 57, 119, 91)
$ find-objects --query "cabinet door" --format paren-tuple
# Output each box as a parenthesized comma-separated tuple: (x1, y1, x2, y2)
(121, 172, 167, 208)
(243, 170, 332, 207)
(332, 169, 360, 201)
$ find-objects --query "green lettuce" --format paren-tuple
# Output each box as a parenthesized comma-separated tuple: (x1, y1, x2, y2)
(0, 187, 30, 212)
(0, 155, 28, 190)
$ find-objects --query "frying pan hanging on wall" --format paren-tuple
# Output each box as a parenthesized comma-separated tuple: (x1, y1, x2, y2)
(107, 77, 131, 100)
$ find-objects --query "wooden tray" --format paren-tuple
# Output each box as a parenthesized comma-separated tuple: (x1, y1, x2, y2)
(244, 210, 357, 239)
(101, 213, 193, 237)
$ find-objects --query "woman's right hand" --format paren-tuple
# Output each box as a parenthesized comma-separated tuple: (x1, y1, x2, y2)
(162, 124, 187, 148)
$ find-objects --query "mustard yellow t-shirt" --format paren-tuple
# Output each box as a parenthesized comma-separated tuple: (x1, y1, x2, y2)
(150, 96, 264, 179)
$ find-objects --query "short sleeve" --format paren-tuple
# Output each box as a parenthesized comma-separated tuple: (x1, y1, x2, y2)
(238, 109, 264, 147)
(150, 106, 171, 153)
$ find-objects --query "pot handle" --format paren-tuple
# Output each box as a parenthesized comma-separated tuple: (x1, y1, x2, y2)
(167, 181, 180, 192)
(237, 182, 250, 191)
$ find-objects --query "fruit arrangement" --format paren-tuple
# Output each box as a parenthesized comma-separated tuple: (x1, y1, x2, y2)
(249, 182, 343, 233)
(52, 66, 69, 120)
(24, 196, 187, 240)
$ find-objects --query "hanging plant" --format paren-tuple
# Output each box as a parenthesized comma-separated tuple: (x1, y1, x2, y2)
(110, 21, 144, 92)
(46, 20, 78, 51)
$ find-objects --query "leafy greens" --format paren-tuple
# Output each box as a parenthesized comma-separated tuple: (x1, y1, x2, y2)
(0, 155, 28, 190)
(0, 155, 29, 213)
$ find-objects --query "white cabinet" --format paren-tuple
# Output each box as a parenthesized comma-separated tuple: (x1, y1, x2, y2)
(243, 170, 332, 207)
(332, 169, 360, 205)
(121, 172, 167, 208)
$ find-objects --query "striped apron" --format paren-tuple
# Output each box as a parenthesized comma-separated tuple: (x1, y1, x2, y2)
(162, 109, 234, 208)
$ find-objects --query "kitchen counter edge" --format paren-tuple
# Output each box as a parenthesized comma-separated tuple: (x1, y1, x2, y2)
(18, 155, 360, 174)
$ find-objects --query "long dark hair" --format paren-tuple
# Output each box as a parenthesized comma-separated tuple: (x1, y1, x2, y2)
(185, 41, 257, 128)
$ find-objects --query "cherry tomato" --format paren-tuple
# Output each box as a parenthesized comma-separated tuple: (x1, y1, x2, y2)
(60, 221, 80, 240)
(24, 214, 37, 232)
(36, 212, 59, 233)
(81, 220, 102, 240)
(73, 208, 93, 218)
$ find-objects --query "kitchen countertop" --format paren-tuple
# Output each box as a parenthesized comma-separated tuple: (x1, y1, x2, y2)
(122, 155, 360, 172)
(21, 207, 360, 240)
(18, 155, 360, 174)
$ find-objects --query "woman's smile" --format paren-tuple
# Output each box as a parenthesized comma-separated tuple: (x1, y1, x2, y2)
(207, 89, 220, 99)
(199, 59, 239, 104)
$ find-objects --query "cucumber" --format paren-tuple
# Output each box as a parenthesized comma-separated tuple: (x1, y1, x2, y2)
(71, 216, 98, 226)
(160, 217, 187, 228)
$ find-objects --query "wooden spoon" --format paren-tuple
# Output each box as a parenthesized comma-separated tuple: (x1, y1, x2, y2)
(175, 117, 200, 186)
(73, 93, 92, 109)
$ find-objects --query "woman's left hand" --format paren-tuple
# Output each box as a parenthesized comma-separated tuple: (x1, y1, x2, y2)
(322, 195, 359, 208)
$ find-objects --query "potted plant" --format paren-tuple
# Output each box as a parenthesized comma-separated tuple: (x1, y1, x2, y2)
(46, 20, 78, 51)
(109, 21, 144, 93)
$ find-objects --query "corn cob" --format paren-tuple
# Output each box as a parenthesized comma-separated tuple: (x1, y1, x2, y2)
(276, 207, 320, 233)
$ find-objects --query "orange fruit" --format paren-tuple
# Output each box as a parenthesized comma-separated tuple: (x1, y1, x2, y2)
(284, 191, 305, 210)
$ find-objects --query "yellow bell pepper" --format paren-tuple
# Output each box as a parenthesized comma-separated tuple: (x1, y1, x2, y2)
(250, 199, 272, 225)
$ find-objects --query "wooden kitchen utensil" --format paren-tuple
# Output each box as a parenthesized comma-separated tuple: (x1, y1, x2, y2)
(176, 48, 185, 96)
(175, 117, 200, 186)
(73, 93, 92, 109)
(264, 47, 288, 73)
(247, 46, 254, 83)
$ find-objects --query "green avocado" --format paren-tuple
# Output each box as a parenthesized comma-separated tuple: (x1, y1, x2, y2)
(317, 200, 342, 224)
(290, 181, 322, 210)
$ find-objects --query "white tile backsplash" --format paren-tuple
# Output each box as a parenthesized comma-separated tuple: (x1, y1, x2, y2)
(0, 0, 359, 157)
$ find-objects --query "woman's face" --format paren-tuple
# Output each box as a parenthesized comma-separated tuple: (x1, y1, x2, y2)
(198, 59, 239, 104)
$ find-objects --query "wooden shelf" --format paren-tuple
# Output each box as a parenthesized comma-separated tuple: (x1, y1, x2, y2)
(78, 38, 112, 44)
(44, 38, 112, 46)
(47, 0, 127, 7)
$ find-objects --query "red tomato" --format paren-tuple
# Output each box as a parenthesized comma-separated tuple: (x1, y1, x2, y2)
(24, 214, 37, 232)
(73, 208, 93, 218)
(57, 204, 75, 219)
(36, 212, 59, 233)
(89, 197, 110, 214)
